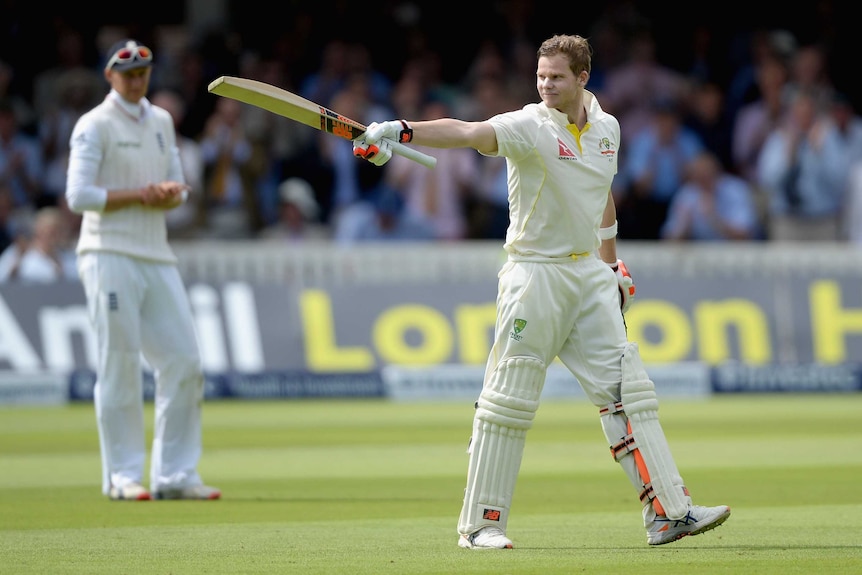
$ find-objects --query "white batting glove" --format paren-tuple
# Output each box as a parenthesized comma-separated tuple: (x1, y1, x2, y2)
(352, 136, 394, 166)
(363, 120, 413, 145)
(610, 259, 636, 313)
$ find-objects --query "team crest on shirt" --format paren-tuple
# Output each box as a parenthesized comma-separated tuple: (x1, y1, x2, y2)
(557, 138, 577, 161)
(599, 137, 616, 161)
(510, 318, 527, 341)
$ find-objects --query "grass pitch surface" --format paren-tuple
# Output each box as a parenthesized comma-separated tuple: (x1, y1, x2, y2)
(1, 394, 860, 574)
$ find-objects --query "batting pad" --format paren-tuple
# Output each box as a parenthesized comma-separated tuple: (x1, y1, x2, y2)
(619, 342, 691, 520)
(458, 357, 545, 535)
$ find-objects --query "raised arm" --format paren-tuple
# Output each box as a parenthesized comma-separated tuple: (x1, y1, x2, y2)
(353, 118, 498, 166)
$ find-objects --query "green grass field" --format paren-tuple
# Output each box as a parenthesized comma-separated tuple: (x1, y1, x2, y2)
(1, 394, 860, 574)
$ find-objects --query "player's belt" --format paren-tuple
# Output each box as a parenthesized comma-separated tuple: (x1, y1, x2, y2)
(508, 251, 593, 263)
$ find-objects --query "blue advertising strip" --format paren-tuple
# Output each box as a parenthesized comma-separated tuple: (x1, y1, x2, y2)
(67, 370, 385, 401)
(711, 363, 862, 393)
(219, 371, 384, 399)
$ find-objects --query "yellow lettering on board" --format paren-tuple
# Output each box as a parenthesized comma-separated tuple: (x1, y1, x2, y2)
(695, 299, 771, 364)
(811, 280, 862, 363)
(454, 303, 496, 364)
(300, 290, 373, 371)
(625, 302, 692, 362)
(374, 305, 452, 364)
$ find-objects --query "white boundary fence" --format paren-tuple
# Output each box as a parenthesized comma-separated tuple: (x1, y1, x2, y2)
(173, 240, 862, 286)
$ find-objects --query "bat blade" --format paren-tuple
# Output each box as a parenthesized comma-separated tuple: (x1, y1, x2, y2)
(207, 76, 436, 168)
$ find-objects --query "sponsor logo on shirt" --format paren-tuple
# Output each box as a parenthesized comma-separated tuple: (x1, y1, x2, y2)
(557, 138, 577, 161)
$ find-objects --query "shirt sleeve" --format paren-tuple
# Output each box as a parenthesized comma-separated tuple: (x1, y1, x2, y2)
(65, 116, 108, 213)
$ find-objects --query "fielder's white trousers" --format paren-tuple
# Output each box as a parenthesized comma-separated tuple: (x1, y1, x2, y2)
(78, 252, 205, 495)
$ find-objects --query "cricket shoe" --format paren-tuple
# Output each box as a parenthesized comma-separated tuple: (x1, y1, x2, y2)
(109, 482, 151, 501)
(646, 504, 730, 545)
(458, 526, 514, 549)
(153, 484, 221, 500)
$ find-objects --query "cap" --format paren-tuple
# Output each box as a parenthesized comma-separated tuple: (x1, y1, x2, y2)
(105, 39, 153, 72)
(278, 178, 319, 220)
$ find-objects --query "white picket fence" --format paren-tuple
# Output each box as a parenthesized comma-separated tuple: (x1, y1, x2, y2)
(171, 239, 862, 286)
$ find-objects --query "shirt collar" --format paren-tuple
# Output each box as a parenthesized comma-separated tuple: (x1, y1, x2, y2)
(540, 90, 607, 126)
(107, 90, 151, 121)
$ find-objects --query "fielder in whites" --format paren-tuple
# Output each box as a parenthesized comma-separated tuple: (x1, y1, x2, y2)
(354, 34, 729, 548)
(65, 39, 220, 501)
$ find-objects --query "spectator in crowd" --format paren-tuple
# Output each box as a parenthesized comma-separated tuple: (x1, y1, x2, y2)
(601, 27, 691, 142)
(843, 159, 862, 245)
(199, 96, 260, 238)
(299, 39, 351, 109)
(0, 59, 36, 134)
(324, 84, 394, 242)
(820, 93, 862, 194)
(756, 87, 845, 241)
(684, 80, 734, 171)
(259, 177, 330, 242)
(731, 52, 790, 184)
(350, 185, 437, 242)
(31, 28, 103, 121)
(724, 28, 796, 124)
(661, 151, 760, 241)
(38, 69, 103, 205)
(382, 98, 480, 241)
(783, 42, 835, 110)
(237, 56, 319, 229)
(820, 93, 862, 242)
(0, 98, 44, 209)
(0, 183, 17, 253)
(150, 89, 204, 237)
(614, 97, 705, 239)
(0, 205, 76, 283)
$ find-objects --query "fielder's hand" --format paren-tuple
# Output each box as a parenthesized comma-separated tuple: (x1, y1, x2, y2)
(353, 136, 394, 166)
(610, 259, 636, 313)
(363, 120, 413, 145)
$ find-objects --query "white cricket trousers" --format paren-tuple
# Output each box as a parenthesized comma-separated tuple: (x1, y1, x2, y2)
(494, 254, 629, 404)
(78, 252, 205, 495)
(457, 254, 630, 534)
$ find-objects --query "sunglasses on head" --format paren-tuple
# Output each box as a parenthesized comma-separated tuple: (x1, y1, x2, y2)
(106, 44, 152, 70)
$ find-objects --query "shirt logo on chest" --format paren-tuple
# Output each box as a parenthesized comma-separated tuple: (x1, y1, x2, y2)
(599, 137, 616, 161)
(557, 138, 577, 161)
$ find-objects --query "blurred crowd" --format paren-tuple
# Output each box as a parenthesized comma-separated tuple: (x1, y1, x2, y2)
(2, 2, 862, 283)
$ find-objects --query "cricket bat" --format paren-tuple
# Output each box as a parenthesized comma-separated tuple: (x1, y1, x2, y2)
(207, 76, 436, 169)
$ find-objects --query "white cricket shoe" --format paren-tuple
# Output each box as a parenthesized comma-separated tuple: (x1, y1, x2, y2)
(109, 482, 151, 501)
(153, 484, 221, 500)
(646, 504, 730, 545)
(458, 526, 514, 549)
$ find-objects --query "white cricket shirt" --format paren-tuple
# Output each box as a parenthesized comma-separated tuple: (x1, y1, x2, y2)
(66, 91, 185, 264)
(487, 91, 620, 258)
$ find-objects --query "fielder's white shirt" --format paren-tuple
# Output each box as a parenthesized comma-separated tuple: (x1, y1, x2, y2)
(66, 90, 185, 264)
(487, 91, 620, 258)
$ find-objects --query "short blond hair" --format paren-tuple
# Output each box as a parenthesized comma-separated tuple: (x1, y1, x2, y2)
(537, 34, 592, 76)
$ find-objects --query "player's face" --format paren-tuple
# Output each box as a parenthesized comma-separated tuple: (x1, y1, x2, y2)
(107, 67, 152, 104)
(536, 54, 580, 112)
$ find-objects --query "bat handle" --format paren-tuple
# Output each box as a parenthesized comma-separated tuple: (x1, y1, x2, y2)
(390, 141, 437, 169)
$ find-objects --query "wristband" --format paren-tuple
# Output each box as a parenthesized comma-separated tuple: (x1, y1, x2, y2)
(599, 220, 618, 240)
(398, 119, 413, 143)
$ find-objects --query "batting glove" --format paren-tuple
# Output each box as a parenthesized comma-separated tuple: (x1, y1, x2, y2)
(610, 259, 636, 313)
(363, 120, 413, 145)
(353, 136, 394, 166)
